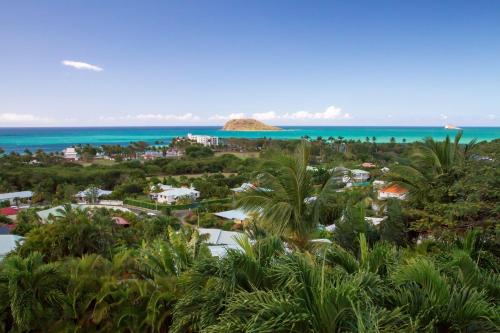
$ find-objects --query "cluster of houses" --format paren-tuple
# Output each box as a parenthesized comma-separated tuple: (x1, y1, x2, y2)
(62, 146, 183, 161)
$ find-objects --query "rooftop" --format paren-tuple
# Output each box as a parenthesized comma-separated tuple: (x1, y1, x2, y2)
(214, 209, 248, 221)
(380, 184, 408, 194)
(0, 191, 34, 201)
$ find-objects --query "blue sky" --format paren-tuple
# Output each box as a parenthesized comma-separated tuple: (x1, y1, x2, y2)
(0, 0, 499, 126)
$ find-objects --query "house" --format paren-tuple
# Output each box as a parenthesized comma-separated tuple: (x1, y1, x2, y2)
(155, 186, 200, 204)
(365, 216, 387, 226)
(380, 167, 390, 173)
(214, 209, 249, 224)
(378, 184, 408, 200)
(187, 133, 219, 146)
(362, 162, 376, 168)
(0, 191, 33, 206)
(0, 207, 19, 221)
(0, 235, 23, 260)
(141, 151, 164, 160)
(63, 147, 79, 160)
(307, 166, 319, 172)
(198, 227, 243, 257)
(164, 148, 183, 157)
(350, 169, 371, 182)
(372, 180, 387, 189)
(231, 183, 271, 193)
(36, 204, 82, 223)
(231, 183, 256, 193)
(75, 188, 113, 203)
(112, 216, 130, 227)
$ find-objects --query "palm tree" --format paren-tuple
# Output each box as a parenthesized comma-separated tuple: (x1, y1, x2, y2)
(1, 252, 66, 331)
(238, 141, 339, 249)
(386, 132, 476, 204)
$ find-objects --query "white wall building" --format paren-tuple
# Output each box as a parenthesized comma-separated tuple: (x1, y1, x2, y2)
(75, 188, 113, 203)
(154, 186, 200, 204)
(187, 133, 219, 146)
(63, 147, 79, 160)
(0, 191, 34, 206)
(350, 169, 371, 182)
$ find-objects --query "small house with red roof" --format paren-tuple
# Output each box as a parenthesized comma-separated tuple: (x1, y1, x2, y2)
(0, 207, 19, 221)
(378, 184, 408, 200)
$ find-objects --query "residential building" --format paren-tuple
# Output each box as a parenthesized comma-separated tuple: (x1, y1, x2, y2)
(214, 209, 249, 224)
(362, 162, 377, 168)
(36, 204, 82, 223)
(372, 180, 387, 189)
(365, 216, 387, 226)
(63, 147, 79, 160)
(154, 186, 200, 204)
(0, 191, 33, 206)
(231, 183, 256, 193)
(187, 133, 219, 146)
(350, 169, 371, 182)
(198, 227, 243, 257)
(380, 167, 390, 173)
(378, 184, 408, 200)
(231, 182, 271, 193)
(75, 188, 113, 203)
(0, 207, 19, 222)
(141, 151, 163, 160)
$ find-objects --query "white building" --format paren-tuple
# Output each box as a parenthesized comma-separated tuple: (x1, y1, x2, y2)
(75, 188, 113, 203)
(198, 228, 243, 257)
(378, 184, 408, 200)
(187, 133, 219, 146)
(231, 183, 256, 193)
(372, 180, 387, 189)
(214, 209, 249, 224)
(155, 186, 200, 204)
(63, 147, 79, 160)
(350, 169, 371, 182)
(0, 191, 34, 206)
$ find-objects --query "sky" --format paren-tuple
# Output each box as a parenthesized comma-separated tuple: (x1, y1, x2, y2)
(0, 0, 499, 127)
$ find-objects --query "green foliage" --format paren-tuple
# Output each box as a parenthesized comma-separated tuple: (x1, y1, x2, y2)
(380, 199, 407, 246)
(185, 145, 214, 158)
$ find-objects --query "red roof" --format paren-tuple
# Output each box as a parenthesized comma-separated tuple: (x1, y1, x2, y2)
(112, 216, 130, 226)
(0, 207, 18, 216)
(380, 184, 408, 194)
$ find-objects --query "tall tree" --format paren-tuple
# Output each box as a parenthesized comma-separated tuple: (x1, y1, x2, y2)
(238, 141, 338, 249)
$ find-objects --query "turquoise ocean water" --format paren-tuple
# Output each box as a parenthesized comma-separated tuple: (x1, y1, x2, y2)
(0, 126, 498, 153)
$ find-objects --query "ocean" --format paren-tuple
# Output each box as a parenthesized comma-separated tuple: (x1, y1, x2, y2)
(0, 126, 498, 153)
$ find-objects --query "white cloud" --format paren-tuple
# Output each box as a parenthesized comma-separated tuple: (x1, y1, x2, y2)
(209, 105, 351, 123)
(209, 113, 246, 120)
(486, 114, 497, 120)
(283, 105, 351, 120)
(99, 113, 200, 122)
(252, 111, 278, 120)
(0, 113, 52, 123)
(62, 60, 103, 72)
(440, 114, 448, 120)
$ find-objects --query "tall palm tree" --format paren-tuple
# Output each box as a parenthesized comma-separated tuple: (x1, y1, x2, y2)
(238, 141, 338, 249)
(386, 132, 476, 204)
(1, 252, 67, 331)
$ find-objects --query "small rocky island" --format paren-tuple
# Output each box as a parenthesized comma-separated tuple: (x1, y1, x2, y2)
(222, 118, 282, 131)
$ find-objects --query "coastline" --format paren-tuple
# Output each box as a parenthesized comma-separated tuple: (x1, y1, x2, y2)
(0, 126, 498, 153)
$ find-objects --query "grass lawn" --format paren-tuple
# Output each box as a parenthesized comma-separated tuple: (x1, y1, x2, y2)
(214, 151, 260, 159)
